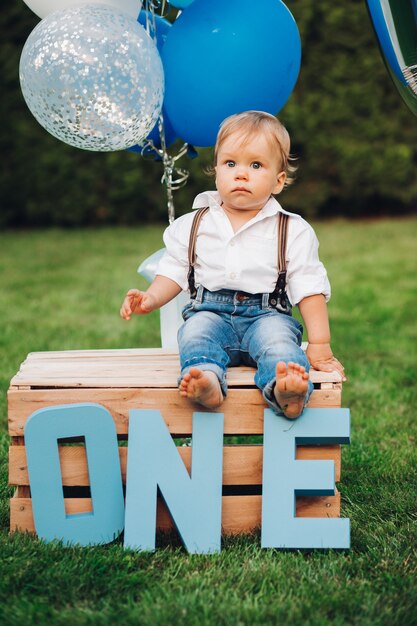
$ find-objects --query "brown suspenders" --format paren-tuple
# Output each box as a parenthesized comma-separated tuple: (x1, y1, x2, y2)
(272, 211, 291, 312)
(187, 206, 210, 300)
(187, 207, 291, 314)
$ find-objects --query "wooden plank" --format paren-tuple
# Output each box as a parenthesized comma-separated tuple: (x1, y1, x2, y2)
(10, 491, 341, 535)
(9, 444, 341, 486)
(221, 493, 341, 534)
(8, 387, 341, 437)
(10, 349, 343, 389)
(23, 348, 180, 359)
(21, 344, 311, 360)
(11, 372, 341, 389)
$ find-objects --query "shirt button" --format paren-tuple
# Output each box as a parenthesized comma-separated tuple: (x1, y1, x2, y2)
(230, 241, 235, 247)
(230, 272, 236, 279)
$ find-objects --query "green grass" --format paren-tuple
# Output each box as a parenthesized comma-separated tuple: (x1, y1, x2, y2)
(0, 219, 416, 625)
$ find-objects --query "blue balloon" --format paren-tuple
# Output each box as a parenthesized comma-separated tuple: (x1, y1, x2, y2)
(161, 0, 301, 147)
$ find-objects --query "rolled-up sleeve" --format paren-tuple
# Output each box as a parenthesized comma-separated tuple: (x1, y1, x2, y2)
(286, 222, 331, 306)
(155, 215, 191, 291)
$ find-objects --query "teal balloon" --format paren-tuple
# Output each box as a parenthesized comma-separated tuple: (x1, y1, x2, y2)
(169, 0, 195, 8)
(161, 0, 301, 147)
(366, 0, 417, 116)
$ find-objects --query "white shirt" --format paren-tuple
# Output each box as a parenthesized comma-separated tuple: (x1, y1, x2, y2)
(156, 191, 330, 306)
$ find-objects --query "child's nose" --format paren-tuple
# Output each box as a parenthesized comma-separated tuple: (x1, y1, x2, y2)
(235, 165, 248, 179)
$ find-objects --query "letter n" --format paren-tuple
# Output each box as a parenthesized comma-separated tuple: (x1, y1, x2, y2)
(124, 410, 224, 554)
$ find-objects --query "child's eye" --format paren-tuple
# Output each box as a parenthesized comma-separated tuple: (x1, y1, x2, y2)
(251, 162, 262, 169)
(226, 160, 236, 167)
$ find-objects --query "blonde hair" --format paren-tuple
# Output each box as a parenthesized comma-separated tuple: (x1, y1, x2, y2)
(211, 110, 297, 187)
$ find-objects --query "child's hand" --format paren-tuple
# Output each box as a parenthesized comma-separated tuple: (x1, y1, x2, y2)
(120, 289, 157, 320)
(306, 343, 346, 381)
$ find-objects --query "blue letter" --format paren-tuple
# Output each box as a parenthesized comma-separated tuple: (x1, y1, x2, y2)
(25, 403, 124, 546)
(124, 410, 224, 553)
(261, 408, 350, 549)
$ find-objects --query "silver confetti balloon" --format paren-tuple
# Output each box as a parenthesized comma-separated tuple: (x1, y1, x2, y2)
(22, 0, 143, 20)
(19, 3, 164, 151)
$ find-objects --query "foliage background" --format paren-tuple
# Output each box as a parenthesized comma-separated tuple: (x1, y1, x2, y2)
(2, 0, 417, 228)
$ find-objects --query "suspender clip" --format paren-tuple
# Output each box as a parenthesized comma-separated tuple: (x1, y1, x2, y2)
(277, 271, 287, 294)
(187, 267, 197, 299)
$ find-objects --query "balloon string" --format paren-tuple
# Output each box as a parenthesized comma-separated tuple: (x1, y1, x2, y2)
(146, 0, 167, 13)
(158, 118, 189, 223)
(144, 0, 157, 37)
(142, 0, 189, 223)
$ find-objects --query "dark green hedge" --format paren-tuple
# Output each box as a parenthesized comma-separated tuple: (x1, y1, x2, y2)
(2, 0, 417, 227)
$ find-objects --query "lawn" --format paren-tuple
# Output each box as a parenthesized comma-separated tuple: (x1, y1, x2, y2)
(0, 218, 416, 625)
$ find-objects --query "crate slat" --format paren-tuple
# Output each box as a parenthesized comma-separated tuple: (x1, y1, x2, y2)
(10, 491, 341, 536)
(8, 387, 342, 437)
(9, 443, 341, 486)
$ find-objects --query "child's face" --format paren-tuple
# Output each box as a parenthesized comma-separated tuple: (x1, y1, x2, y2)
(215, 131, 286, 216)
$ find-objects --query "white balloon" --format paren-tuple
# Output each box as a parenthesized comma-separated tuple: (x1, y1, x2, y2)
(19, 4, 164, 152)
(138, 249, 187, 349)
(23, 0, 143, 20)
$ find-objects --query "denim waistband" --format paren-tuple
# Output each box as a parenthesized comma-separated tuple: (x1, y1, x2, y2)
(193, 286, 270, 308)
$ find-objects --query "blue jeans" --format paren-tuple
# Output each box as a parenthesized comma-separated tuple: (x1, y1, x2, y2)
(177, 286, 313, 415)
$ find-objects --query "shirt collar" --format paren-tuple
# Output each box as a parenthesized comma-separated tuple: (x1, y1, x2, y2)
(192, 191, 223, 211)
(192, 190, 292, 217)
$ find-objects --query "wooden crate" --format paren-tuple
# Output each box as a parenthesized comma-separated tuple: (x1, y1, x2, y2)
(8, 348, 344, 536)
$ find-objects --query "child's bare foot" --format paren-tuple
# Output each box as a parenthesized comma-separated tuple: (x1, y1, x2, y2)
(274, 361, 309, 419)
(179, 367, 223, 409)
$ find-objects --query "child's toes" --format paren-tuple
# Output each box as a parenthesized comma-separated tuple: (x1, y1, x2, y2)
(276, 361, 287, 379)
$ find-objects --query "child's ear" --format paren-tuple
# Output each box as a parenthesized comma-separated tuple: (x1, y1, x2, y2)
(273, 171, 286, 194)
